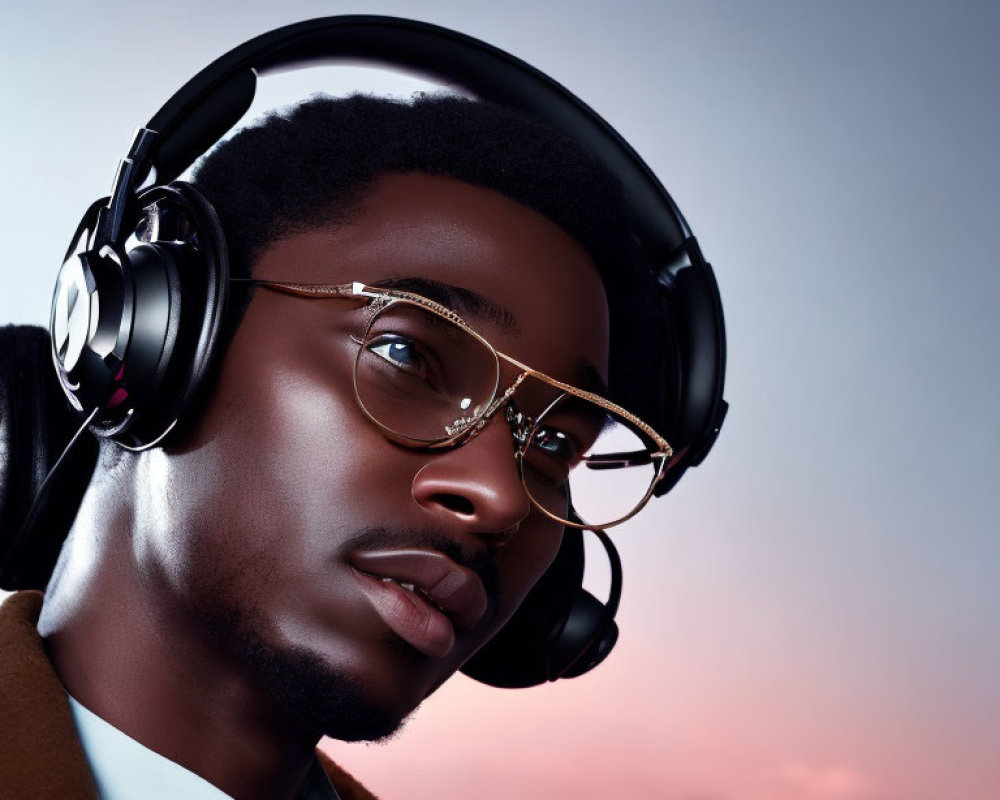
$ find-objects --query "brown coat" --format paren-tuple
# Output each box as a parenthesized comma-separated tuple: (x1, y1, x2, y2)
(0, 591, 376, 800)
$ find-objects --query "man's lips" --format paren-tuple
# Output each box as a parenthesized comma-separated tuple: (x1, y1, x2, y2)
(348, 548, 489, 658)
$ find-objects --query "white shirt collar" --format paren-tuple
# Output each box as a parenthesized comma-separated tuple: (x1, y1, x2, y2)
(67, 693, 341, 800)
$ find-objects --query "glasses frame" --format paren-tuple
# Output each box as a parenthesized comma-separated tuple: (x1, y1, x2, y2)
(240, 279, 673, 529)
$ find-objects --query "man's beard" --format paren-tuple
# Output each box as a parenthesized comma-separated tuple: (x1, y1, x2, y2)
(184, 525, 498, 743)
(199, 600, 413, 743)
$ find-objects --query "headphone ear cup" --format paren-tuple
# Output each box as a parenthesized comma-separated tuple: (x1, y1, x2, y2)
(51, 182, 228, 449)
(461, 528, 618, 687)
(92, 182, 228, 448)
(549, 590, 619, 679)
(125, 181, 229, 448)
(81, 238, 184, 440)
(461, 529, 583, 688)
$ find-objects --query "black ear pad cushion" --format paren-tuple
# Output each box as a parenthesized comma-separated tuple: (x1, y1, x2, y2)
(653, 248, 728, 496)
(0, 325, 97, 591)
(461, 529, 615, 688)
(0, 326, 57, 541)
(461, 530, 583, 687)
(102, 182, 229, 449)
(551, 590, 619, 679)
(84, 238, 185, 441)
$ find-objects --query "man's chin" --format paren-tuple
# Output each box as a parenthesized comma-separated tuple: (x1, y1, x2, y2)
(196, 601, 427, 742)
(239, 631, 418, 742)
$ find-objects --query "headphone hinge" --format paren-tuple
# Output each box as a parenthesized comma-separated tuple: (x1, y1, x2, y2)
(654, 235, 706, 290)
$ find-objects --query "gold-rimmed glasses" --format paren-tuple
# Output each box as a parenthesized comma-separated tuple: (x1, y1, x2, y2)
(239, 279, 672, 529)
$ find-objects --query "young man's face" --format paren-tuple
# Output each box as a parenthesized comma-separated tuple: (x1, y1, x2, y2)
(134, 172, 610, 740)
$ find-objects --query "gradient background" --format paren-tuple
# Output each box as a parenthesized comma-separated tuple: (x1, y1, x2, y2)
(2, 2, 998, 798)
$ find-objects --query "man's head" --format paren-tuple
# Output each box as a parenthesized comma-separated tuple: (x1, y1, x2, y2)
(191, 94, 659, 415)
(76, 95, 657, 742)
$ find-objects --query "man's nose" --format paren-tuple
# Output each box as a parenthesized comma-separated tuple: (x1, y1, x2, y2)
(410, 414, 531, 544)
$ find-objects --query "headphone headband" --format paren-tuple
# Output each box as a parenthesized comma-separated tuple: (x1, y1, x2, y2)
(73, 13, 727, 495)
(93, 15, 727, 485)
(143, 16, 688, 252)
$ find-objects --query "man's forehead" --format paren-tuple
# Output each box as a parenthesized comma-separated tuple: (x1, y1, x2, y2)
(252, 173, 611, 392)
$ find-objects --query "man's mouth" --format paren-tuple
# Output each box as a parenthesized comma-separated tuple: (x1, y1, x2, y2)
(348, 548, 489, 659)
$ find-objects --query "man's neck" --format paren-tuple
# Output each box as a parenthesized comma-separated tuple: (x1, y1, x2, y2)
(37, 478, 323, 800)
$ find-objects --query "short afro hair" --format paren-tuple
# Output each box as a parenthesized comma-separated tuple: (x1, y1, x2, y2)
(192, 94, 658, 416)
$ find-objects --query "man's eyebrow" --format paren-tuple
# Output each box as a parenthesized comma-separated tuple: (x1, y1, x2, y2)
(577, 359, 610, 400)
(371, 276, 520, 335)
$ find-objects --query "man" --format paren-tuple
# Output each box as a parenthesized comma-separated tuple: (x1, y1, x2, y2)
(1, 94, 674, 799)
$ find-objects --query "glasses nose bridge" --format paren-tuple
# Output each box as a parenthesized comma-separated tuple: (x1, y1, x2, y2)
(502, 399, 534, 451)
(453, 370, 531, 452)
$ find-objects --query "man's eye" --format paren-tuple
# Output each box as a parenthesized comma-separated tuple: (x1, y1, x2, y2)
(529, 426, 580, 469)
(367, 334, 428, 377)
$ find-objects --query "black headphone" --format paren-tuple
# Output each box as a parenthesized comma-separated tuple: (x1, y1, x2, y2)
(45, 15, 728, 687)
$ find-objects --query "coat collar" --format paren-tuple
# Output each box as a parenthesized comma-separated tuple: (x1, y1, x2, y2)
(0, 591, 377, 800)
(0, 590, 99, 799)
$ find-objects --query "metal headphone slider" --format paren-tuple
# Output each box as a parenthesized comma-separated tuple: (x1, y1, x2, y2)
(93, 127, 159, 248)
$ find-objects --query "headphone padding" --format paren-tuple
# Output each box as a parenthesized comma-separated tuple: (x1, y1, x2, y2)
(550, 590, 619, 679)
(461, 530, 616, 687)
(106, 182, 229, 448)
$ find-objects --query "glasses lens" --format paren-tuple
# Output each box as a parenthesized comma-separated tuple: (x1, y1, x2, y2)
(354, 301, 499, 443)
(520, 394, 660, 527)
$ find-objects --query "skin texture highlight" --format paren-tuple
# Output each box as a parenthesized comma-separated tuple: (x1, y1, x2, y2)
(37, 172, 610, 800)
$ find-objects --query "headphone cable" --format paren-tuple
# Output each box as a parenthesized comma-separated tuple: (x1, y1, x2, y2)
(1, 407, 99, 587)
